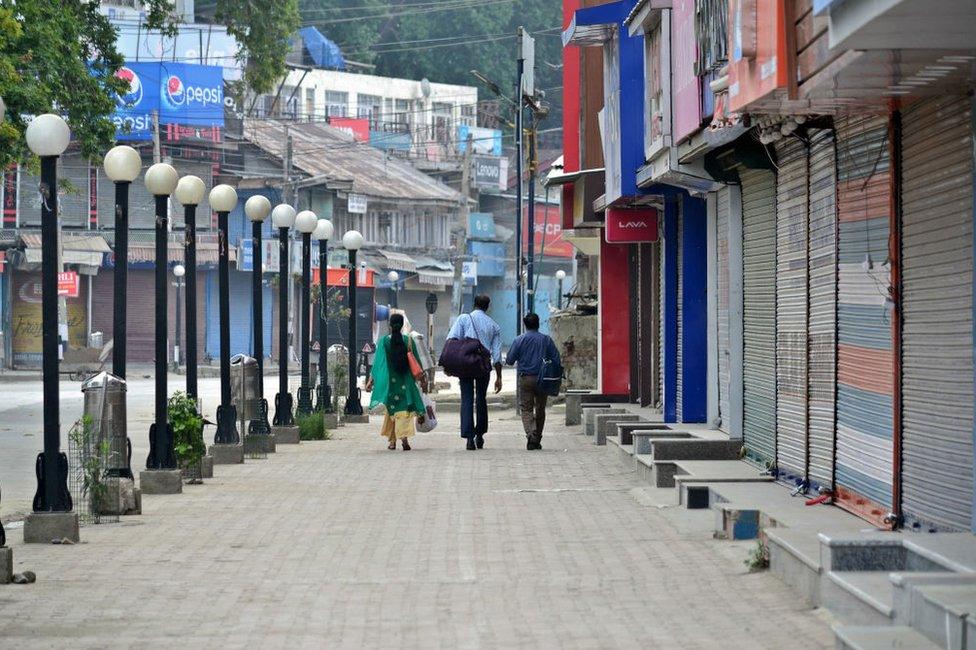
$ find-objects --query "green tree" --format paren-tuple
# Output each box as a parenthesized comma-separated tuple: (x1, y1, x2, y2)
(151, 0, 301, 95)
(0, 0, 126, 168)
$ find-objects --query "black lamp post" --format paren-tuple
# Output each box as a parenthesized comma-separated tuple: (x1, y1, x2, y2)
(244, 196, 273, 435)
(271, 204, 297, 427)
(388, 270, 400, 308)
(313, 218, 335, 413)
(210, 184, 240, 444)
(294, 210, 318, 416)
(143, 162, 179, 471)
(342, 230, 365, 416)
(103, 144, 142, 480)
(24, 114, 73, 516)
(174, 175, 206, 401)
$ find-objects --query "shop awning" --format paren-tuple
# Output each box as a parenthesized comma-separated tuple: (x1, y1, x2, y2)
(543, 167, 606, 188)
(563, 230, 602, 257)
(125, 233, 228, 266)
(562, 1, 623, 47)
(416, 268, 454, 286)
(378, 249, 418, 272)
(21, 232, 111, 267)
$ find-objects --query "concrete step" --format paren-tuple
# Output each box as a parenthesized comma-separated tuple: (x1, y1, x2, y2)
(890, 572, 976, 627)
(605, 434, 635, 467)
(909, 583, 976, 649)
(633, 430, 693, 454)
(582, 408, 628, 437)
(833, 625, 940, 650)
(616, 421, 670, 445)
(592, 413, 647, 446)
(824, 571, 896, 626)
(767, 528, 824, 607)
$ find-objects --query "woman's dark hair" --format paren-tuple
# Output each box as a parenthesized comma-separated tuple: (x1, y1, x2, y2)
(388, 313, 410, 375)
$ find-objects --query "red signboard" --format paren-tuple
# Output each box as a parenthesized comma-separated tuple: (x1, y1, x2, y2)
(522, 203, 574, 258)
(313, 266, 376, 288)
(605, 207, 659, 243)
(328, 117, 370, 143)
(57, 271, 80, 298)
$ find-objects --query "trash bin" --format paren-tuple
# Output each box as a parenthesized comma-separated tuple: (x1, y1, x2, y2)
(230, 354, 261, 421)
(81, 371, 128, 473)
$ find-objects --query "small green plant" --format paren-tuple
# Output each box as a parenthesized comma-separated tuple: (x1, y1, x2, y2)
(745, 540, 770, 571)
(169, 392, 205, 471)
(297, 411, 331, 441)
(68, 414, 113, 524)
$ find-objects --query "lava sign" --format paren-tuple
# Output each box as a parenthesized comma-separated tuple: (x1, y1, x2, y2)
(605, 207, 659, 243)
(111, 62, 225, 140)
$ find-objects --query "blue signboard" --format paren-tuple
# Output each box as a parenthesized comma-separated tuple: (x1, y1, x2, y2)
(238, 238, 254, 272)
(369, 130, 412, 151)
(457, 125, 503, 156)
(112, 62, 226, 141)
(468, 241, 506, 277)
(467, 212, 496, 239)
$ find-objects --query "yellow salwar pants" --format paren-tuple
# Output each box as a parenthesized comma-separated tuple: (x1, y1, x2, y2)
(380, 411, 417, 442)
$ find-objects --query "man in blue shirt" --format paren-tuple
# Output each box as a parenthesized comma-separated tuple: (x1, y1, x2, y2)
(445, 294, 502, 450)
(506, 312, 560, 450)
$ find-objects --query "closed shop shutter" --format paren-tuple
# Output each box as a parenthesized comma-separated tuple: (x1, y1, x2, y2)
(675, 200, 684, 420)
(807, 129, 838, 490)
(740, 168, 777, 465)
(123, 269, 156, 363)
(659, 232, 666, 409)
(900, 95, 974, 531)
(834, 114, 894, 523)
(775, 138, 809, 483)
(716, 186, 732, 431)
(206, 270, 272, 360)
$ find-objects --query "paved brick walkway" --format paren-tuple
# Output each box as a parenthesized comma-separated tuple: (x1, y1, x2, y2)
(1, 408, 832, 648)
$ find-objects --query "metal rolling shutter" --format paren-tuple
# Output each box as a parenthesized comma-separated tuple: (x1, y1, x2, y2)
(740, 168, 777, 465)
(125, 270, 157, 363)
(900, 95, 974, 531)
(206, 270, 273, 360)
(806, 129, 838, 490)
(775, 138, 809, 483)
(659, 235, 666, 410)
(716, 186, 732, 431)
(834, 114, 894, 523)
(676, 201, 684, 420)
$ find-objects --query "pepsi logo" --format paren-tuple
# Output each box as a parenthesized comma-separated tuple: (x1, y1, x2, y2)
(115, 66, 143, 108)
(166, 75, 186, 106)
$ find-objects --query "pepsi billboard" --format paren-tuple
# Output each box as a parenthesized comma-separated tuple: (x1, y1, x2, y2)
(112, 62, 226, 141)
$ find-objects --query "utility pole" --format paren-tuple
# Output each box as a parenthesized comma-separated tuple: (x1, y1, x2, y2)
(515, 32, 526, 336)
(527, 112, 537, 314)
(452, 133, 473, 317)
(283, 127, 297, 365)
(152, 110, 161, 164)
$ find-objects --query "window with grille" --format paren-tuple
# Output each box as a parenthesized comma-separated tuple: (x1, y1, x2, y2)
(325, 91, 348, 118)
(357, 94, 382, 129)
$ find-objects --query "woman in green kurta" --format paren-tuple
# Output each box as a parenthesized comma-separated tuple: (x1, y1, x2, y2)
(366, 313, 426, 450)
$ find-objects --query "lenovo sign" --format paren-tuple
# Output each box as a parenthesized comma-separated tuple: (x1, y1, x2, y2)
(605, 207, 659, 244)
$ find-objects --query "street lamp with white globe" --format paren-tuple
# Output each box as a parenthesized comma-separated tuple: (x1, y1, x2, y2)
(388, 270, 400, 308)
(271, 204, 297, 430)
(342, 230, 365, 416)
(294, 210, 318, 416)
(173, 264, 185, 369)
(313, 219, 335, 412)
(555, 269, 567, 310)
(143, 162, 179, 476)
(24, 114, 75, 539)
(103, 145, 141, 381)
(245, 194, 273, 436)
(174, 174, 206, 400)
(210, 184, 240, 446)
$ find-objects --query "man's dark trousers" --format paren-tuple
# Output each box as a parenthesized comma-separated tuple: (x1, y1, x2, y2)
(460, 374, 490, 439)
(518, 374, 548, 446)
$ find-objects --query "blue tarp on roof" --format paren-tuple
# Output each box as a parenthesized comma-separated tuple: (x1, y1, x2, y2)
(299, 27, 346, 70)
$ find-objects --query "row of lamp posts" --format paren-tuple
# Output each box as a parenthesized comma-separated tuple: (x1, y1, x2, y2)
(18, 113, 367, 541)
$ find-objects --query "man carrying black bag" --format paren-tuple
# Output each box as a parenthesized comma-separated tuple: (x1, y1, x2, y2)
(506, 313, 562, 450)
(442, 295, 502, 450)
